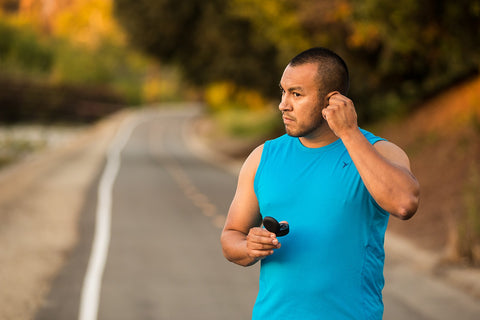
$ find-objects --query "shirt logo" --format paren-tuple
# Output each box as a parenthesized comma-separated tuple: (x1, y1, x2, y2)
(342, 161, 350, 168)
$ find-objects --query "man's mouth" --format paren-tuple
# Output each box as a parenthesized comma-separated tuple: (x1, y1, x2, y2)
(282, 115, 295, 124)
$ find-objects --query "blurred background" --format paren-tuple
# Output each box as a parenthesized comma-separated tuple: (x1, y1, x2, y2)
(0, 0, 479, 319)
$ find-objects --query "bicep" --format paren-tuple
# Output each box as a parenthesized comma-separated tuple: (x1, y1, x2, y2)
(223, 145, 264, 235)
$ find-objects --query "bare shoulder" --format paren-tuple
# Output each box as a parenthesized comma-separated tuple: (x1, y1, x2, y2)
(373, 140, 411, 170)
(239, 144, 264, 178)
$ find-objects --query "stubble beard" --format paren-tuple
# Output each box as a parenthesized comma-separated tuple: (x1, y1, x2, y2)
(284, 115, 325, 138)
(283, 100, 326, 138)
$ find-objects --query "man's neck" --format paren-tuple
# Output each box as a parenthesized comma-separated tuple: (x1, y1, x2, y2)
(298, 127, 339, 148)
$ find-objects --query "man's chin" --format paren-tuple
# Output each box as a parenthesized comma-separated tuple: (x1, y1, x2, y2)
(285, 130, 302, 138)
(284, 125, 305, 137)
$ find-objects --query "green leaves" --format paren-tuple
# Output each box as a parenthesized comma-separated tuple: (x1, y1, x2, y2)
(114, 0, 285, 98)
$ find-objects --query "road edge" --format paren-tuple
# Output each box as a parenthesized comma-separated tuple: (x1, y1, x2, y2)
(0, 109, 134, 320)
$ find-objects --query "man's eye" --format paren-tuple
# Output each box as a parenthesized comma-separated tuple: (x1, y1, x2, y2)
(293, 92, 301, 97)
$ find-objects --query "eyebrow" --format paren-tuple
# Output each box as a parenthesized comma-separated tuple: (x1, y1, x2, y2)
(279, 84, 305, 93)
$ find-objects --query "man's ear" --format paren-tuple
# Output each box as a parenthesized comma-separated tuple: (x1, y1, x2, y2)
(324, 91, 340, 107)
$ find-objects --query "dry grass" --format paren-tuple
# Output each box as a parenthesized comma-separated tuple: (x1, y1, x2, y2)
(380, 76, 480, 265)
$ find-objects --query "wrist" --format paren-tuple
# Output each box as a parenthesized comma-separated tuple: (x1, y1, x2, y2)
(337, 126, 361, 142)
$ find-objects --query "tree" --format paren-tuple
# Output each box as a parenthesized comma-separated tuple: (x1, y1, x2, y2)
(295, 0, 480, 120)
(114, 0, 283, 98)
(115, 0, 479, 121)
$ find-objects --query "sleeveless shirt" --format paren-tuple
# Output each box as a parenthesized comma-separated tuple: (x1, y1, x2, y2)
(252, 129, 389, 319)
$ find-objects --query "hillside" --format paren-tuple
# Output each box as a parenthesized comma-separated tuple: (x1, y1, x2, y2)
(378, 76, 480, 266)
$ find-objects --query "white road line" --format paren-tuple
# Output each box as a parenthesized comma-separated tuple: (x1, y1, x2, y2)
(78, 115, 142, 320)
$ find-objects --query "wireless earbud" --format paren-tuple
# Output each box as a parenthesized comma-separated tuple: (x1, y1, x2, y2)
(263, 216, 289, 237)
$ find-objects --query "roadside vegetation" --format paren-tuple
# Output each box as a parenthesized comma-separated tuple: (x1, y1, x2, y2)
(0, 0, 187, 124)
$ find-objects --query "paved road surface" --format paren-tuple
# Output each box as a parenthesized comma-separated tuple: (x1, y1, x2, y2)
(35, 106, 480, 320)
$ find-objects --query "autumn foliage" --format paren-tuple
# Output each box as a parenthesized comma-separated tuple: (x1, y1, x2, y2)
(115, 0, 479, 121)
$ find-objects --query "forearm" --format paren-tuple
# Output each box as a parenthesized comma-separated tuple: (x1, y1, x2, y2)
(341, 128, 420, 219)
(221, 229, 259, 267)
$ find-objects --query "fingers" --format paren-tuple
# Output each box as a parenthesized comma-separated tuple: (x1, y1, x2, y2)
(246, 227, 281, 259)
(324, 92, 352, 113)
(322, 92, 358, 137)
(325, 91, 340, 104)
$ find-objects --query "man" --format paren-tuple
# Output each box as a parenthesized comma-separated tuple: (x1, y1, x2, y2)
(221, 47, 420, 319)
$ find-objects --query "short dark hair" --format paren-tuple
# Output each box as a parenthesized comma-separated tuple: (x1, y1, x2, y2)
(289, 47, 350, 95)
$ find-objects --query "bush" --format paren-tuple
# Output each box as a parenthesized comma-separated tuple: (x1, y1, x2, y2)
(0, 20, 54, 76)
(0, 18, 171, 120)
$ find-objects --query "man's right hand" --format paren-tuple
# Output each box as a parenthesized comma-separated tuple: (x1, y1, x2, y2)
(246, 227, 281, 260)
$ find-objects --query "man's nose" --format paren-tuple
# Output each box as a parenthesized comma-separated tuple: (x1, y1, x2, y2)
(279, 95, 292, 112)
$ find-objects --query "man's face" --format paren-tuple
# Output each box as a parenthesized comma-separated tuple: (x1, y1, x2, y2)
(278, 63, 326, 138)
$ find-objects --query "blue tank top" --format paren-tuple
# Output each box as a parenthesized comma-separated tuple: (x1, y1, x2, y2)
(252, 130, 389, 319)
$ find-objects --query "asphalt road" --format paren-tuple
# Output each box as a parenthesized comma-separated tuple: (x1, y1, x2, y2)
(35, 106, 480, 320)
